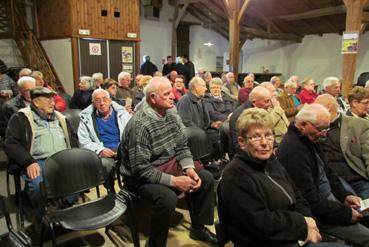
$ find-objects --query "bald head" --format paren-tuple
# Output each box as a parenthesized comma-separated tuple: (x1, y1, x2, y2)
(314, 94, 339, 122)
(145, 76, 174, 115)
(249, 86, 272, 109)
(260, 81, 277, 97)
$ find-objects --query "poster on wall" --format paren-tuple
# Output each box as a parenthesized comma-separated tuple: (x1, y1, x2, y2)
(89, 43, 101, 55)
(341, 31, 359, 54)
(122, 46, 133, 63)
(122, 64, 133, 73)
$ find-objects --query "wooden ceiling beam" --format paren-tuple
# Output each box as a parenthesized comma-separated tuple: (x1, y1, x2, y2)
(301, 0, 341, 33)
(271, 5, 346, 21)
(241, 26, 302, 42)
(238, 0, 251, 24)
(249, 6, 283, 33)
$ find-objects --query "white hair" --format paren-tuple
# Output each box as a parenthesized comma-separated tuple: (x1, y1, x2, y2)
(295, 103, 330, 124)
(365, 79, 369, 88)
(80, 76, 93, 88)
(17, 76, 36, 88)
(284, 81, 297, 89)
(189, 77, 205, 90)
(322, 76, 340, 90)
(118, 71, 131, 82)
(92, 88, 110, 101)
(92, 72, 103, 80)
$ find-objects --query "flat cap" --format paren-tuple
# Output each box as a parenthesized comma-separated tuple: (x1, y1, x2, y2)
(30, 87, 56, 99)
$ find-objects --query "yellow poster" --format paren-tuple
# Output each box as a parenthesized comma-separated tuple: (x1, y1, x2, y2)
(341, 32, 359, 54)
(122, 46, 133, 63)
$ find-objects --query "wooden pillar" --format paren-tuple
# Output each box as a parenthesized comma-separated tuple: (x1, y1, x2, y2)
(71, 37, 80, 90)
(229, 10, 239, 76)
(224, 0, 250, 78)
(342, 0, 368, 96)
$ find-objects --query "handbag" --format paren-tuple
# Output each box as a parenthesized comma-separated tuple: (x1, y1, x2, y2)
(156, 158, 203, 177)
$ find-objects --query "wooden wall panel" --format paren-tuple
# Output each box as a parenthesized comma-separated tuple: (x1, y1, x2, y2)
(70, 0, 140, 40)
(36, 0, 72, 39)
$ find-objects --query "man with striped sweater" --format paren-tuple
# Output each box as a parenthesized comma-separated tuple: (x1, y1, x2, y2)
(120, 76, 217, 247)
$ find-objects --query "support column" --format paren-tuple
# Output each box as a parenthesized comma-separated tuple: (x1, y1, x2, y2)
(342, 0, 368, 96)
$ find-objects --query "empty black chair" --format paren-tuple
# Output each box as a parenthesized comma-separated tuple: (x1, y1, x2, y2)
(39, 148, 137, 247)
(0, 195, 32, 247)
(182, 127, 212, 161)
(1, 137, 25, 230)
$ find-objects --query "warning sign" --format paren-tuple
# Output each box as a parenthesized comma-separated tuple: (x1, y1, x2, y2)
(89, 43, 101, 56)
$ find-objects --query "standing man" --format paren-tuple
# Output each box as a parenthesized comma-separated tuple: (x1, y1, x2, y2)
(182, 54, 195, 82)
(120, 76, 217, 247)
(162, 56, 175, 76)
(140, 55, 158, 76)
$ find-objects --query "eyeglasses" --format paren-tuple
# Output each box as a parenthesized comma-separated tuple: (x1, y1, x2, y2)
(307, 121, 330, 133)
(246, 133, 274, 142)
(93, 97, 110, 104)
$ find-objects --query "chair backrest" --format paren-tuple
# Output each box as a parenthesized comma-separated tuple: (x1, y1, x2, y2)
(216, 180, 230, 246)
(182, 127, 212, 160)
(63, 108, 82, 132)
(42, 148, 105, 199)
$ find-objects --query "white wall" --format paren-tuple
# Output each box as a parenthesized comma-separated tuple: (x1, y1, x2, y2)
(241, 33, 369, 85)
(41, 39, 74, 95)
(140, 19, 172, 71)
(189, 26, 229, 72)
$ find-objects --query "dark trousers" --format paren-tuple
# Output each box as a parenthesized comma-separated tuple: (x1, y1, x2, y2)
(125, 169, 215, 247)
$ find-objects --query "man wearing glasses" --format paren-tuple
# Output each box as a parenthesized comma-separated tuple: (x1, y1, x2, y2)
(316, 94, 369, 200)
(4, 87, 76, 220)
(278, 103, 369, 246)
(78, 88, 131, 188)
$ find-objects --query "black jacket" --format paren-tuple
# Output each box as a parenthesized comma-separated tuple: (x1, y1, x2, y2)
(4, 109, 77, 173)
(203, 92, 235, 122)
(0, 95, 27, 137)
(177, 92, 211, 129)
(278, 124, 353, 225)
(183, 60, 195, 82)
(140, 61, 158, 76)
(220, 151, 311, 247)
(162, 63, 175, 76)
(229, 100, 253, 159)
(70, 89, 93, 110)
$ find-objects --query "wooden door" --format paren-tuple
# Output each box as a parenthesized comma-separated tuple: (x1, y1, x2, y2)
(109, 40, 135, 81)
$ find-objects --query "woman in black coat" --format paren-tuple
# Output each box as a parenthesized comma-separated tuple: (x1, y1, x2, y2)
(219, 108, 347, 247)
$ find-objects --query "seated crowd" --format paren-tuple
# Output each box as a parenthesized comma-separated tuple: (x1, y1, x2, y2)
(1, 56, 369, 247)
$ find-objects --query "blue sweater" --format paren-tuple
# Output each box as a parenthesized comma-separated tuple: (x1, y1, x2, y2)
(95, 111, 120, 150)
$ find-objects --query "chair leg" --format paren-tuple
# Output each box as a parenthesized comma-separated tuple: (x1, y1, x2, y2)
(126, 195, 140, 247)
(14, 175, 24, 229)
(49, 221, 58, 247)
(39, 220, 46, 247)
(96, 186, 101, 198)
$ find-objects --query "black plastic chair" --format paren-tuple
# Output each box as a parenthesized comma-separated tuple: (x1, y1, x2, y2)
(215, 180, 230, 247)
(62, 109, 81, 132)
(0, 195, 32, 247)
(39, 148, 137, 247)
(1, 137, 25, 230)
(182, 127, 213, 161)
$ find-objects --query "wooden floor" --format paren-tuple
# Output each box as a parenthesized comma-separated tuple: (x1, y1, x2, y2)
(0, 148, 233, 247)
